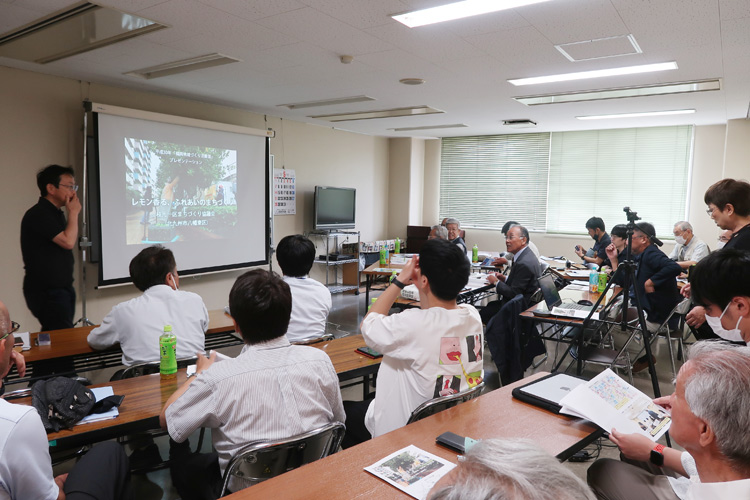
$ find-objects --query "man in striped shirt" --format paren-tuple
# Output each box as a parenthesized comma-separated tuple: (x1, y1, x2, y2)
(160, 269, 345, 499)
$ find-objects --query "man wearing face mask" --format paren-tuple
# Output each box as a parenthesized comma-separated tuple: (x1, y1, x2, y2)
(667, 221, 708, 270)
(715, 229, 732, 250)
(689, 248, 750, 344)
(87, 245, 208, 366)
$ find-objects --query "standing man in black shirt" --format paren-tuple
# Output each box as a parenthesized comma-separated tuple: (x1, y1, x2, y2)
(21, 165, 80, 331)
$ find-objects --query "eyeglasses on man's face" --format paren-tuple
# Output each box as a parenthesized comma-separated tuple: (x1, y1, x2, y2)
(0, 321, 20, 341)
(59, 183, 79, 192)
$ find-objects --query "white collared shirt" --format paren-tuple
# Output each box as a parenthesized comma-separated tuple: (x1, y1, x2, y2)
(669, 237, 709, 263)
(166, 336, 345, 492)
(283, 275, 332, 342)
(87, 284, 209, 365)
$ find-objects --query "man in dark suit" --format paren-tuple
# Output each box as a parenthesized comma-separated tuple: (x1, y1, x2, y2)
(480, 225, 541, 324)
(612, 222, 682, 371)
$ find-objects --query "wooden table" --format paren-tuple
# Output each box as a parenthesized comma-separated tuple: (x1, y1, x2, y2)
(364, 262, 495, 309)
(362, 261, 405, 304)
(223, 372, 602, 500)
(14, 335, 381, 449)
(8, 310, 239, 383)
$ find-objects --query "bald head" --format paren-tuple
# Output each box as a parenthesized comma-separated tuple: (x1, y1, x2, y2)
(0, 301, 13, 379)
(0, 301, 8, 336)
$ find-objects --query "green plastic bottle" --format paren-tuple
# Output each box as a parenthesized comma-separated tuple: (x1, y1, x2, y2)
(472, 244, 479, 263)
(379, 245, 386, 266)
(395, 237, 401, 254)
(368, 297, 377, 312)
(159, 325, 177, 379)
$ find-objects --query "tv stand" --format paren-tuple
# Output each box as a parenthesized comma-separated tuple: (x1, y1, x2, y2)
(308, 230, 360, 294)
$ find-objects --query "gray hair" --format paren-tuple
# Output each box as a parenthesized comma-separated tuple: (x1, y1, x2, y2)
(429, 438, 595, 500)
(430, 225, 449, 240)
(684, 341, 750, 471)
(508, 224, 530, 243)
(674, 221, 693, 232)
(444, 218, 461, 228)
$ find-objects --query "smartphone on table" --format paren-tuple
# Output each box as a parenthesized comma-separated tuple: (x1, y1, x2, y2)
(355, 346, 383, 359)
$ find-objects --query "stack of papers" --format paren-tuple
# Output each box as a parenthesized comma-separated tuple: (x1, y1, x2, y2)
(365, 445, 456, 500)
(76, 387, 119, 425)
(560, 369, 671, 441)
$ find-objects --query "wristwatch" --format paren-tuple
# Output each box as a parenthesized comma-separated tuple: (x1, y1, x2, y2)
(392, 278, 406, 289)
(650, 444, 666, 466)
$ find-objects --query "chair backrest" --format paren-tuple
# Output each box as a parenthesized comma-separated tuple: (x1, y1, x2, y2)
(290, 333, 334, 346)
(406, 382, 485, 425)
(119, 357, 198, 379)
(220, 422, 345, 496)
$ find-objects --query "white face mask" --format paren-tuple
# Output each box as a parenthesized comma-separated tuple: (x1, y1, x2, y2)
(716, 241, 726, 250)
(704, 302, 745, 343)
(675, 235, 686, 245)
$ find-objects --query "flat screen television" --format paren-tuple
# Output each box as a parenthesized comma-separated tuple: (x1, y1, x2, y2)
(314, 186, 356, 230)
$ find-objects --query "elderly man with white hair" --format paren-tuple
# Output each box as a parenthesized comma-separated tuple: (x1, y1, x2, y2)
(430, 438, 596, 500)
(428, 224, 449, 240)
(443, 217, 467, 253)
(669, 221, 708, 270)
(587, 340, 750, 499)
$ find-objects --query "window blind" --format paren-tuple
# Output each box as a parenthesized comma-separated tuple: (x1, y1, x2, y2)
(439, 126, 692, 238)
(439, 133, 550, 231)
(546, 126, 693, 237)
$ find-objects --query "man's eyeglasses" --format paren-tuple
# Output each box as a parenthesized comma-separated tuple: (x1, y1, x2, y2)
(59, 183, 79, 192)
(1, 321, 20, 341)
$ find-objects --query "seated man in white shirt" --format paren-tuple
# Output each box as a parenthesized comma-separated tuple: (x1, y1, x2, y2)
(587, 340, 750, 500)
(342, 238, 484, 448)
(275, 234, 332, 342)
(0, 300, 131, 500)
(87, 245, 208, 368)
(160, 269, 345, 500)
(669, 221, 709, 270)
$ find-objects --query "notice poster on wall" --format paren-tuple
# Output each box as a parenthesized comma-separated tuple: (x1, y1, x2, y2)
(274, 168, 296, 215)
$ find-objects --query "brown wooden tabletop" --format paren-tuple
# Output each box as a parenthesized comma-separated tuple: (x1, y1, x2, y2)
(22, 309, 236, 363)
(223, 372, 601, 500)
(14, 335, 381, 447)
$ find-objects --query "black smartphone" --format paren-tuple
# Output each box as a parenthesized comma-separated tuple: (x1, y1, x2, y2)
(355, 346, 383, 359)
(436, 431, 478, 454)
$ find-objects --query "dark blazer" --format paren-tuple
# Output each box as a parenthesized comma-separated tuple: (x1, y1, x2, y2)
(495, 245, 541, 304)
(616, 244, 682, 324)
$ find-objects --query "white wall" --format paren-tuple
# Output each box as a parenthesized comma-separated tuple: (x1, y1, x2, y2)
(0, 66, 389, 330)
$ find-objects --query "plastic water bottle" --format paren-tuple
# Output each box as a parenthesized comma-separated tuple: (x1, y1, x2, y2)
(379, 245, 386, 266)
(395, 237, 401, 254)
(589, 270, 599, 293)
(597, 272, 607, 293)
(159, 325, 177, 379)
(472, 244, 479, 263)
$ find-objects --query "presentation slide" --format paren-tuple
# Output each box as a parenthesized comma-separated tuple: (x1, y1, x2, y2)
(96, 111, 268, 285)
(125, 140, 237, 244)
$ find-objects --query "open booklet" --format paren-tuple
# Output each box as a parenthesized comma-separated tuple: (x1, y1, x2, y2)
(559, 368, 671, 441)
(365, 445, 456, 500)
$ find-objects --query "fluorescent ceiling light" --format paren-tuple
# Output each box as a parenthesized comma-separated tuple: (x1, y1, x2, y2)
(514, 79, 721, 106)
(577, 109, 696, 120)
(124, 54, 240, 79)
(278, 96, 375, 109)
(0, 1, 167, 64)
(392, 0, 551, 28)
(508, 62, 677, 86)
(310, 106, 443, 122)
(389, 124, 467, 131)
